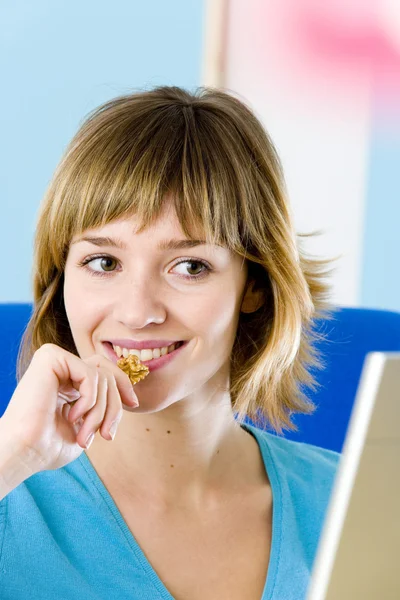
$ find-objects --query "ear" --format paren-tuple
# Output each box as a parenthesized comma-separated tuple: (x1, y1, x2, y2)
(240, 279, 264, 314)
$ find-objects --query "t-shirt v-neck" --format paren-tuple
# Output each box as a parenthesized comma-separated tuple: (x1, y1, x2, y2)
(77, 422, 282, 599)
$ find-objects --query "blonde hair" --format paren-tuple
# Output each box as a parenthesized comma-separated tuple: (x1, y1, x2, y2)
(18, 85, 337, 434)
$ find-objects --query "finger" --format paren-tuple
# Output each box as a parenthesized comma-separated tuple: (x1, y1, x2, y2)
(75, 368, 108, 449)
(58, 393, 80, 409)
(36, 344, 100, 415)
(62, 402, 83, 432)
(58, 382, 81, 400)
(58, 385, 81, 410)
(83, 354, 139, 408)
(98, 373, 123, 441)
(69, 371, 122, 441)
(62, 401, 71, 421)
(66, 375, 98, 424)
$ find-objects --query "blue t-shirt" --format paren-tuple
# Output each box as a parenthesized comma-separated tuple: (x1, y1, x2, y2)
(0, 422, 340, 599)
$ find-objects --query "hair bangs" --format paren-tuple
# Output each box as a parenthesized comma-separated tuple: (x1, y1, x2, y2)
(48, 96, 248, 269)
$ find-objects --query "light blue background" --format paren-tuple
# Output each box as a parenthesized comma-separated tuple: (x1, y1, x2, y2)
(361, 117, 400, 312)
(1, 0, 204, 302)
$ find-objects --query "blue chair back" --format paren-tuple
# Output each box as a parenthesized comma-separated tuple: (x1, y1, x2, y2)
(0, 303, 33, 418)
(260, 307, 400, 452)
(2, 303, 400, 453)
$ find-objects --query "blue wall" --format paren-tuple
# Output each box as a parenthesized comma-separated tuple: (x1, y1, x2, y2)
(1, 0, 204, 302)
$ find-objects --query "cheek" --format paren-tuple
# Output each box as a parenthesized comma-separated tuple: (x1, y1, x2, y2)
(63, 278, 100, 333)
(193, 289, 239, 341)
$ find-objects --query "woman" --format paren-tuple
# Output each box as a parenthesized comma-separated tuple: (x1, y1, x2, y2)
(0, 86, 340, 600)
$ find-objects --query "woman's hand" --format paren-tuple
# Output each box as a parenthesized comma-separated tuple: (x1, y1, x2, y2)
(1, 343, 139, 476)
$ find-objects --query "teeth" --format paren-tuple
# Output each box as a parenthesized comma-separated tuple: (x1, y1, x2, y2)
(112, 343, 181, 361)
(140, 349, 154, 361)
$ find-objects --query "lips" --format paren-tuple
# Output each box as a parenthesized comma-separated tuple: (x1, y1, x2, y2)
(102, 340, 189, 372)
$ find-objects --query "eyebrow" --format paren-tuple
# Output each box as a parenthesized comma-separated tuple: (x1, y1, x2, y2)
(71, 235, 218, 251)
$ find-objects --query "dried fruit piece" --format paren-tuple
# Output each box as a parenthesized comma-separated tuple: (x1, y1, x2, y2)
(117, 353, 150, 385)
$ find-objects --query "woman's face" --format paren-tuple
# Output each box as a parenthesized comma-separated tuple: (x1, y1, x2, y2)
(63, 202, 260, 413)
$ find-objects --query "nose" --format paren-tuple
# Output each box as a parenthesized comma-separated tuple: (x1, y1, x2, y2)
(112, 274, 167, 328)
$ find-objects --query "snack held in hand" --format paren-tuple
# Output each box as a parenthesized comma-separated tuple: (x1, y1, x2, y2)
(117, 353, 150, 385)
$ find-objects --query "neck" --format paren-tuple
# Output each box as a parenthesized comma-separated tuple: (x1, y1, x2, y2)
(85, 397, 263, 512)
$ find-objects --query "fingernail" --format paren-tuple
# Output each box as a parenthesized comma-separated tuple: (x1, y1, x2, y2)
(85, 432, 95, 449)
(109, 419, 119, 440)
(130, 389, 139, 406)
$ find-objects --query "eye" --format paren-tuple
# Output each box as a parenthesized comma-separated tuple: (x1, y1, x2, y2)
(78, 255, 119, 277)
(78, 254, 213, 282)
(86, 256, 117, 273)
(172, 259, 211, 281)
